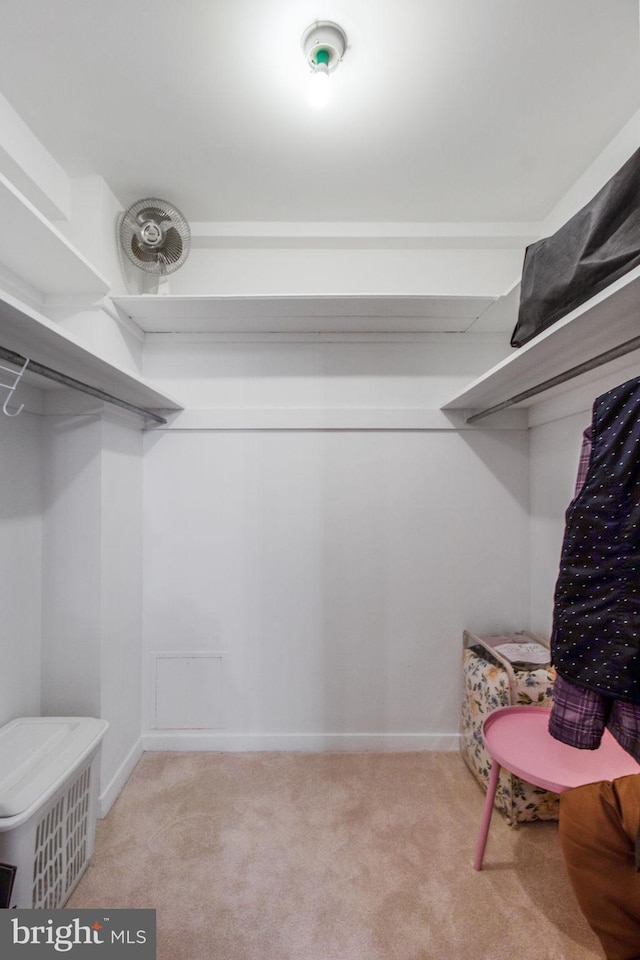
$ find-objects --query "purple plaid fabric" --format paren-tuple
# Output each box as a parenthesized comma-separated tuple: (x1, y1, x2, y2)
(573, 425, 592, 497)
(549, 674, 608, 749)
(549, 673, 640, 762)
(608, 702, 640, 764)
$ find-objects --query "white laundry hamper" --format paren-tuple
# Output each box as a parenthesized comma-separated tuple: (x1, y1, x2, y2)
(0, 716, 108, 909)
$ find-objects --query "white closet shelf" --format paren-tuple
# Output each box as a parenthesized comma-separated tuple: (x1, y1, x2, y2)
(441, 265, 640, 417)
(0, 292, 182, 413)
(111, 293, 494, 334)
(0, 171, 110, 297)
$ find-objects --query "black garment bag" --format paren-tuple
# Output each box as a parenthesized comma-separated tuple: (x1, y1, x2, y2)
(512, 146, 640, 348)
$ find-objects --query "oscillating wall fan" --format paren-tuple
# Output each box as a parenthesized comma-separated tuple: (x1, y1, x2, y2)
(117, 197, 191, 294)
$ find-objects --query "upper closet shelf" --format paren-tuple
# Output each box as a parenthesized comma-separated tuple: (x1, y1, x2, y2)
(0, 290, 182, 414)
(442, 265, 640, 420)
(111, 294, 494, 334)
(0, 170, 110, 297)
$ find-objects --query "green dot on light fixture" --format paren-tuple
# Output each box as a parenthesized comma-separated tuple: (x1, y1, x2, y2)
(301, 20, 347, 107)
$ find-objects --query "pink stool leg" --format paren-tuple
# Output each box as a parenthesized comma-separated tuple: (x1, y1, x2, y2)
(474, 758, 501, 871)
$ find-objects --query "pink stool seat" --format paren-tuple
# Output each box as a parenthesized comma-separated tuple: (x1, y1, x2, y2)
(474, 705, 640, 871)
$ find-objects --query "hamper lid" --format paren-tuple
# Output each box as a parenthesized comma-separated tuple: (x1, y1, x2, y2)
(0, 717, 108, 819)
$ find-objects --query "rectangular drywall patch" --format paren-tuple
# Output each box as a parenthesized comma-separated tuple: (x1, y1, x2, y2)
(152, 652, 225, 729)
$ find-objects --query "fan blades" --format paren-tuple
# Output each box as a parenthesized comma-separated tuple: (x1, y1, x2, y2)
(130, 227, 184, 267)
(118, 197, 191, 277)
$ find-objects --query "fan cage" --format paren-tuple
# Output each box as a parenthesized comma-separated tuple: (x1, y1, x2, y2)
(119, 197, 191, 276)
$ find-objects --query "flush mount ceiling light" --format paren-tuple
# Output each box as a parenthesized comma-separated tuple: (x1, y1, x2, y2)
(301, 20, 347, 108)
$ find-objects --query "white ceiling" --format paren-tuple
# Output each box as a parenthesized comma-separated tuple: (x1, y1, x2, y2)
(0, 0, 638, 225)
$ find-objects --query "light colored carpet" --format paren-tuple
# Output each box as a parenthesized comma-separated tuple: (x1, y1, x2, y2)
(68, 751, 602, 960)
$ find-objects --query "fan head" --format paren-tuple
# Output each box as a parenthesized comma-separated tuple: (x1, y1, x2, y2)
(119, 198, 190, 276)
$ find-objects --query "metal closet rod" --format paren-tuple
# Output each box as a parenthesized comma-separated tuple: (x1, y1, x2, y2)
(465, 331, 640, 424)
(0, 345, 167, 425)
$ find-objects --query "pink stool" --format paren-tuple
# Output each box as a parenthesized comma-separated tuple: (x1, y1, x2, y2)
(474, 704, 640, 870)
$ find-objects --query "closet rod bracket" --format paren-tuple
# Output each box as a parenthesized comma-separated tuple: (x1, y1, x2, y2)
(0, 345, 167, 425)
(0, 356, 29, 417)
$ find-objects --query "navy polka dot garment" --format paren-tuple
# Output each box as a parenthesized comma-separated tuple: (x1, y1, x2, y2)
(551, 375, 640, 704)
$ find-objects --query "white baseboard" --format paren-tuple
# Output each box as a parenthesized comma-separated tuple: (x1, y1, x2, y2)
(141, 732, 461, 752)
(99, 737, 145, 817)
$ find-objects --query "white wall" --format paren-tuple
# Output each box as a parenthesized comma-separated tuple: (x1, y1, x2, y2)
(0, 409, 43, 725)
(40, 407, 144, 809)
(170, 245, 525, 299)
(98, 418, 144, 801)
(143, 429, 529, 749)
(41, 414, 103, 717)
(529, 411, 586, 636)
(143, 335, 510, 411)
(142, 338, 530, 749)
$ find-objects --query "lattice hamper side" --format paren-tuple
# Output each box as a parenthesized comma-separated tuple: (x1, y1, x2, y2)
(0, 717, 108, 909)
(460, 630, 558, 824)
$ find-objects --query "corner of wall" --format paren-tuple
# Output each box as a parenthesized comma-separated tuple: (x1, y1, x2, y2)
(99, 737, 144, 818)
(541, 108, 640, 235)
